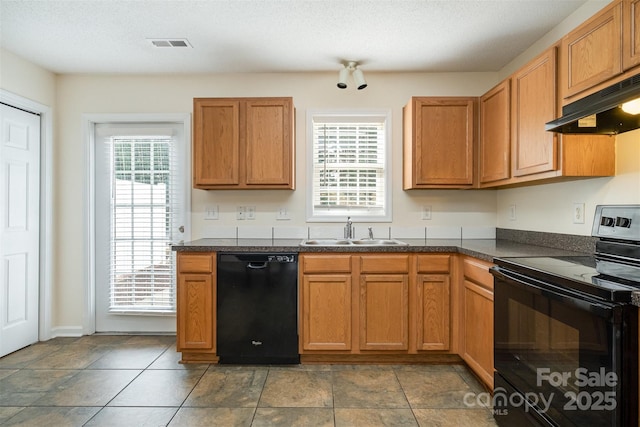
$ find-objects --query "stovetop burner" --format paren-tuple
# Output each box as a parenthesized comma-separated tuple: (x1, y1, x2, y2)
(496, 206, 640, 303)
(493, 255, 639, 303)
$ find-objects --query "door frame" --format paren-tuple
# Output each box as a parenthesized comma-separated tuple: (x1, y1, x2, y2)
(0, 89, 54, 342)
(83, 113, 191, 335)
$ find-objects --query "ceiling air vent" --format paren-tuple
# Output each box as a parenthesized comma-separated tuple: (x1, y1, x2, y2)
(147, 38, 192, 48)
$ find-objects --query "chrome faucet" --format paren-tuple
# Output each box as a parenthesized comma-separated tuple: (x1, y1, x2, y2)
(368, 227, 374, 240)
(344, 216, 354, 239)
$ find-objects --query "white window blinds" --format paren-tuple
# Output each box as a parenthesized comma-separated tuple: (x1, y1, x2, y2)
(98, 124, 182, 313)
(309, 112, 391, 221)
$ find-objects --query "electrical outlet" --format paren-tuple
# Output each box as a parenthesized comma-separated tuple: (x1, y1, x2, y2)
(573, 203, 585, 224)
(246, 206, 256, 220)
(236, 206, 246, 220)
(509, 204, 517, 221)
(421, 205, 432, 220)
(204, 205, 219, 220)
(276, 207, 290, 220)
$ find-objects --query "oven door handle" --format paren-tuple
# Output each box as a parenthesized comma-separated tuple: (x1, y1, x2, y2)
(492, 268, 619, 320)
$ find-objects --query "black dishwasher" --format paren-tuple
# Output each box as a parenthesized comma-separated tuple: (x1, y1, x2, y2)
(216, 253, 299, 364)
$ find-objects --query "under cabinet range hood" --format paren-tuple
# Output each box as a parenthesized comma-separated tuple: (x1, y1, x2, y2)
(546, 73, 640, 134)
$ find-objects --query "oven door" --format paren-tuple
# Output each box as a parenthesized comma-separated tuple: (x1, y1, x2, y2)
(492, 267, 637, 427)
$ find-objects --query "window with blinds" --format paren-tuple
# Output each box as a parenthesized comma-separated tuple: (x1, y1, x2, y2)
(106, 132, 180, 313)
(308, 111, 391, 221)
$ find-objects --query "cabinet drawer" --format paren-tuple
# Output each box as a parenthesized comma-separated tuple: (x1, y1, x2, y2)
(463, 258, 494, 291)
(360, 255, 409, 273)
(416, 254, 451, 273)
(178, 254, 214, 273)
(302, 255, 351, 273)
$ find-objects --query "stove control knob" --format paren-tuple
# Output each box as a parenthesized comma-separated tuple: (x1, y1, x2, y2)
(615, 216, 632, 228)
(600, 216, 615, 227)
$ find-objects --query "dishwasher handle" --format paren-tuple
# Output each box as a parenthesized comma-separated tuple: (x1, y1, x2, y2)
(218, 253, 297, 264)
(247, 262, 268, 269)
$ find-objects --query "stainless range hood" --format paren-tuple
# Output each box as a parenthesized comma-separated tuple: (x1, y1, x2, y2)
(546, 73, 640, 134)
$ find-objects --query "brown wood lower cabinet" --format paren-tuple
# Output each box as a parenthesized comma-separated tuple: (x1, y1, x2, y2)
(299, 254, 353, 352)
(414, 254, 452, 352)
(359, 274, 409, 351)
(301, 273, 352, 351)
(415, 274, 451, 351)
(176, 252, 217, 363)
(299, 253, 454, 358)
(175, 251, 493, 370)
(461, 257, 495, 390)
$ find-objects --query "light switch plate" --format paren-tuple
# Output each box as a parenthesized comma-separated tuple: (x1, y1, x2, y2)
(276, 207, 290, 220)
(421, 205, 432, 220)
(205, 205, 219, 220)
(247, 206, 256, 220)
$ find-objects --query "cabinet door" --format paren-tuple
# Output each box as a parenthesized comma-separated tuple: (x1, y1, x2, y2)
(359, 274, 409, 351)
(404, 97, 475, 188)
(415, 274, 450, 351)
(463, 280, 494, 389)
(623, 0, 640, 70)
(192, 99, 241, 187)
(177, 273, 215, 351)
(301, 274, 352, 351)
(562, 1, 622, 98)
(511, 48, 558, 177)
(479, 80, 511, 184)
(245, 98, 294, 187)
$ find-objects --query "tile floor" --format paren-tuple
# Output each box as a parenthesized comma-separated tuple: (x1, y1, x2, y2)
(0, 335, 497, 426)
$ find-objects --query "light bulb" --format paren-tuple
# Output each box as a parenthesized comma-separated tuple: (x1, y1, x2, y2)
(621, 98, 640, 115)
(337, 67, 349, 89)
(352, 68, 367, 90)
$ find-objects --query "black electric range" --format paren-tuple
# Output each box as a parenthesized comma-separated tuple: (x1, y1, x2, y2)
(493, 255, 638, 303)
(491, 205, 640, 427)
(495, 205, 640, 304)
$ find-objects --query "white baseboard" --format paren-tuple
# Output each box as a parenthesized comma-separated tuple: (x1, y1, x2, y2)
(49, 326, 84, 338)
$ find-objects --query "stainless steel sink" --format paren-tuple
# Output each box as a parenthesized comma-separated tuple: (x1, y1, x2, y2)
(299, 238, 408, 247)
(299, 239, 352, 246)
(351, 239, 408, 246)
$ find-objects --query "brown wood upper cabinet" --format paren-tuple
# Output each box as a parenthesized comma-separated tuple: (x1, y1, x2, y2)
(479, 80, 511, 185)
(623, 0, 640, 70)
(403, 97, 476, 189)
(193, 97, 295, 189)
(560, 0, 640, 101)
(478, 47, 615, 188)
(512, 48, 558, 177)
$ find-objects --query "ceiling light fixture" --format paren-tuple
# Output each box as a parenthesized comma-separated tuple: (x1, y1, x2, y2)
(337, 61, 367, 90)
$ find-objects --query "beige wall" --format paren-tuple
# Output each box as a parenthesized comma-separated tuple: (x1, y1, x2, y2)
(496, 131, 640, 234)
(0, 48, 56, 106)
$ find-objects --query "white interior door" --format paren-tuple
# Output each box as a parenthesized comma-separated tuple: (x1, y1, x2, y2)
(94, 121, 186, 333)
(0, 103, 40, 356)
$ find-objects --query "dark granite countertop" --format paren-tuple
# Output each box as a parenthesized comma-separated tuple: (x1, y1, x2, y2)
(171, 238, 588, 263)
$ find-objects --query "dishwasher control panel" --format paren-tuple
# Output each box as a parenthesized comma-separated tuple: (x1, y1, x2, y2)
(268, 254, 296, 263)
